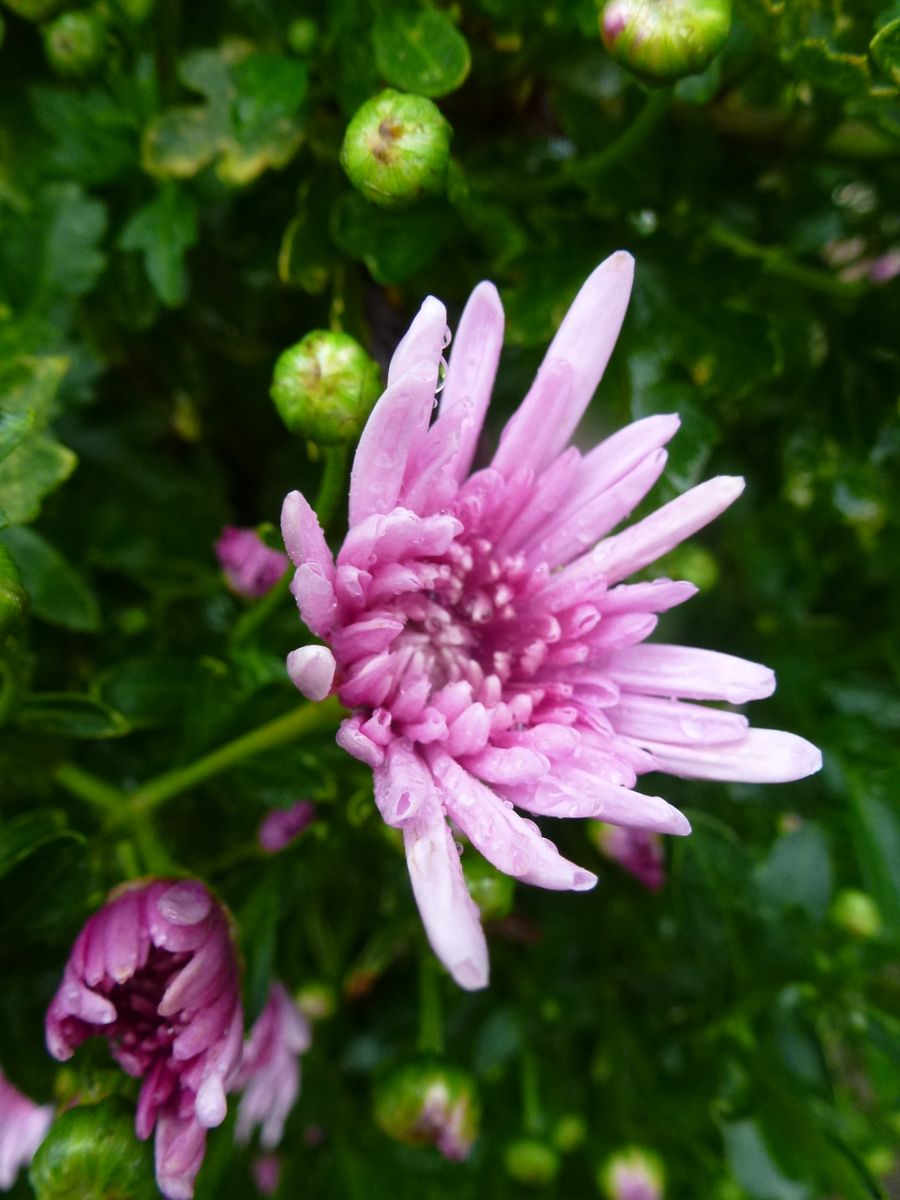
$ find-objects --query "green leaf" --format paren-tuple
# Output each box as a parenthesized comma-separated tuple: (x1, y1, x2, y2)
(0, 809, 83, 882)
(724, 1120, 811, 1200)
(372, 3, 471, 98)
(0, 435, 77, 526)
(330, 192, 450, 284)
(119, 186, 199, 307)
(141, 106, 219, 179)
(870, 18, 900, 85)
(0, 355, 69, 427)
(30, 85, 138, 186)
(0, 525, 100, 632)
(0, 409, 34, 466)
(217, 53, 307, 186)
(783, 40, 871, 97)
(846, 772, 900, 936)
(94, 654, 204, 729)
(755, 824, 833, 923)
(39, 183, 108, 298)
(15, 693, 128, 738)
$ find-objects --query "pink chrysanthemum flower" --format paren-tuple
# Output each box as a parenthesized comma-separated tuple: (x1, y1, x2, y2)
(235, 983, 311, 1151)
(45, 880, 243, 1200)
(216, 526, 288, 598)
(281, 251, 821, 990)
(594, 822, 666, 892)
(0, 1068, 53, 1191)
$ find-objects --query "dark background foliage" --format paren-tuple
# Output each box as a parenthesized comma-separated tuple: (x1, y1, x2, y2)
(1, 0, 899, 1196)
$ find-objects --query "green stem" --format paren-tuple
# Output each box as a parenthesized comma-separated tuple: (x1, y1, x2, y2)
(125, 695, 343, 821)
(520, 1045, 543, 1135)
(417, 954, 445, 1057)
(229, 567, 292, 647)
(708, 224, 865, 300)
(55, 763, 128, 815)
(571, 87, 672, 183)
(314, 444, 349, 531)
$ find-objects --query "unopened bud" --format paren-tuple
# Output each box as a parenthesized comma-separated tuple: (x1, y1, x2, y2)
(589, 822, 665, 892)
(295, 980, 336, 1021)
(29, 1100, 157, 1200)
(601, 0, 732, 85)
(553, 1113, 587, 1153)
(271, 330, 381, 445)
(340, 89, 452, 209)
(43, 9, 107, 78)
(831, 889, 881, 940)
(505, 1137, 560, 1186)
(463, 853, 516, 920)
(374, 1061, 479, 1161)
(599, 1145, 665, 1200)
(287, 17, 317, 55)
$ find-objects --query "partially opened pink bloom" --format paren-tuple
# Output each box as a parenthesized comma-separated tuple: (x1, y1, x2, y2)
(0, 1068, 53, 1191)
(45, 880, 243, 1200)
(235, 983, 311, 1151)
(216, 527, 288, 598)
(281, 251, 821, 990)
(257, 801, 316, 854)
(593, 822, 666, 892)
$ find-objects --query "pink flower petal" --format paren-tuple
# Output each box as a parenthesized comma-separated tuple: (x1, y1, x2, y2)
(286, 644, 337, 701)
(401, 770, 489, 991)
(607, 643, 776, 704)
(281, 491, 335, 578)
(638, 727, 822, 782)
(349, 364, 440, 526)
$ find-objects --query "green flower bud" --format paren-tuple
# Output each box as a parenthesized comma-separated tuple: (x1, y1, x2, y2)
(111, 0, 155, 22)
(504, 1137, 560, 1186)
(553, 1113, 587, 1153)
(0, 544, 28, 634)
(374, 1060, 479, 1160)
(0, 0, 65, 21)
(271, 330, 382, 445)
(340, 89, 452, 209)
(601, 0, 732, 85)
(287, 16, 317, 55)
(463, 852, 516, 920)
(43, 9, 107, 78)
(831, 889, 881, 940)
(30, 1100, 157, 1200)
(295, 980, 336, 1021)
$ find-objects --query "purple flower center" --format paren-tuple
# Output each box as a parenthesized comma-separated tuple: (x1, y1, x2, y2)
(106, 947, 189, 1077)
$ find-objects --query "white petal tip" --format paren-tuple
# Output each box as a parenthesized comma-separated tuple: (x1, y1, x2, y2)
(572, 868, 599, 891)
(668, 811, 692, 836)
(451, 959, 490, 991)
(286, 645, 336, 702)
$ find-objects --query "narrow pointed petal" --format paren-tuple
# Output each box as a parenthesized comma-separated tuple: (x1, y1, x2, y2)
(573, 413, 681, 502)
(601, 579, 697, 614)
(374, 741, 431, 826)
(290, 563, 337, 638)
(281, 491, 334, 577)
(509, 770, 690, 835)
(349, 364, 439, 526)
(286, 645, 336, 701)
(607, 643, 776, 704)
(495, 251, 634, 474)
(491, 359, 574, 479)
(430, 750, 597, 892)
(401, 776, 489, 991)
(387, 296, 447, 386)
(587, 475, 745, 584)
(431, 281, 505, 481)
(611, 693, 749, 745)
(639, 728, 822, 782)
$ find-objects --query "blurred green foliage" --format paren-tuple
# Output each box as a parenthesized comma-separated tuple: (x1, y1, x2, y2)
(0, 0, 898, 1197)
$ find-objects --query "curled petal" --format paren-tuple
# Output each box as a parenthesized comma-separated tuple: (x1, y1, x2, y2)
(286, 645, 337, 701)
(637, 728, 822, 783)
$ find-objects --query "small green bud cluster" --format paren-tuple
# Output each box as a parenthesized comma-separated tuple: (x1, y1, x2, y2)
(374, 1060, 479, 1158)
(504, 1137, 560, 1186)
(340, 89, 452, 209)
(271, 330, 382, 446)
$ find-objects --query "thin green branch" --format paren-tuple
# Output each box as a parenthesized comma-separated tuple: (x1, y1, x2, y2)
(314, 443, 350, 531)
(417, 954, 445, 1057)
(708, 223, 866, 300)
(55, 762, 128, 814)
(126, 695, 343, 821)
